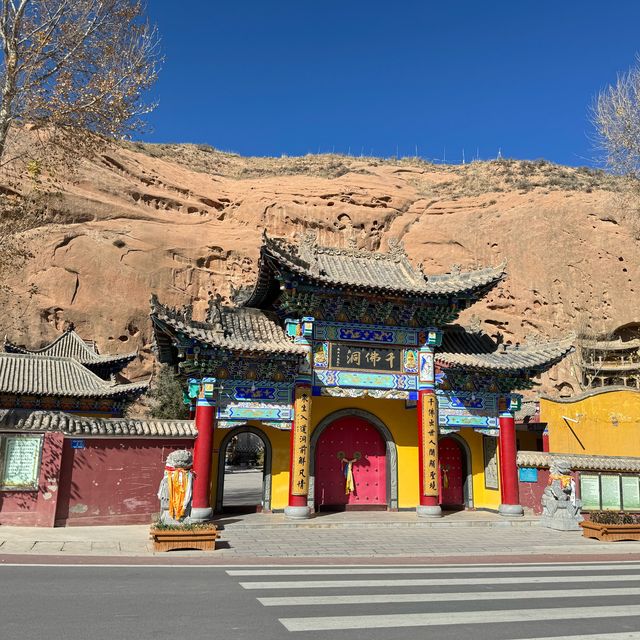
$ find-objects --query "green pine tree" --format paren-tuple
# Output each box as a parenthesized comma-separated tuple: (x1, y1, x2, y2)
(148, 365, 190, 419)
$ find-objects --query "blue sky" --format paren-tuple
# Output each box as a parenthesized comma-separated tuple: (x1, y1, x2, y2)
(142, 1, 640, 166)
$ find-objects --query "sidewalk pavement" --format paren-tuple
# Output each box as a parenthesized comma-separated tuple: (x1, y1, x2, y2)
(3, 510, 640, 560)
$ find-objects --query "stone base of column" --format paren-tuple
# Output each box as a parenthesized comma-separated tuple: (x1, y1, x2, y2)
(498, 503, 524, 517)
(416, 505, 442, 518)
(189, 506, 213, 522)
(284, 505, 312, 520)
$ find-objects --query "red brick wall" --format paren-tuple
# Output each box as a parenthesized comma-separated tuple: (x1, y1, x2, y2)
(0, 432, 65, 527)
(0, 435, 194, 527)
(55, 439, 194, 526)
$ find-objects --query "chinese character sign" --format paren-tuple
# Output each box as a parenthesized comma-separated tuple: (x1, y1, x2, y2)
(291, 385, 312, 496)
(329, 343, 405, 373)
(421, 392, 439, 497)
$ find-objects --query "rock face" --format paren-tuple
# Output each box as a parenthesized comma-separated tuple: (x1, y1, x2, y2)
(1, 143, 638, 397)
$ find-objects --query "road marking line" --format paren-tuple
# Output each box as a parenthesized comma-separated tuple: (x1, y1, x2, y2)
(279, 603, 640, 631)
(229, 563, 640, 576)
(257, 586, 640, 606)
(1, 559, 640, 569)
(240, 573, 640, 590)
(517, 634, 640, 640)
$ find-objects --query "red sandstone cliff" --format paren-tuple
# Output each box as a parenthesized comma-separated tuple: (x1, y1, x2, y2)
(1, 142, 638, 396)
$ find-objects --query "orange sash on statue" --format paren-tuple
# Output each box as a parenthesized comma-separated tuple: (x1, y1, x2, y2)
(167, 469, 189, 519)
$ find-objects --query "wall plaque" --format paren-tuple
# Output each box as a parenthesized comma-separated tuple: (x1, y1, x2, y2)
(601, 474, 622, 511)
(329, 343, 408, 373)
(579, 474, 601, 510)
(518, 467, 538, 483)
(622, 476, 640, 510)
(0, 435, 42, 490)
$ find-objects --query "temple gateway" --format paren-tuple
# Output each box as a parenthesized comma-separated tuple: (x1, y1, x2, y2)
(151, 233, 573, 520)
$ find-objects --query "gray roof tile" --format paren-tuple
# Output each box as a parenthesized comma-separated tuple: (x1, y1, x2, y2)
(150, 295, 307, 356)
(0, 410, 195, 438)
(259, 232, 506, 297)
(0, 353, 149, 398)
(517, 450, 640, 473)
(438, 326, 574, 374)
(4, 328, 136, 369)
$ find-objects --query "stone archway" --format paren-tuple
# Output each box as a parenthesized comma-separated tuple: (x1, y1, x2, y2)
(309, 408, 398, 511)
(440, 432, 474, 508)
(215, 425, 272, 513)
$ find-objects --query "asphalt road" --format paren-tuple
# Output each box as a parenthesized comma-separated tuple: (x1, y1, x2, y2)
(3, 561, 640, 640)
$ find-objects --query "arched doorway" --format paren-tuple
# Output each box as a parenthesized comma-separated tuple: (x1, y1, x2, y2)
(215, 426, 272, 513)
(312, 411, 394, 511)
(438, 435, 473, 510)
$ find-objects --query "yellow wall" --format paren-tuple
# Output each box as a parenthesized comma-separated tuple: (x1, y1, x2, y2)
(541, 389, 640, 457)
(208, 396, 501, 512)
(459, 428, 502, 511)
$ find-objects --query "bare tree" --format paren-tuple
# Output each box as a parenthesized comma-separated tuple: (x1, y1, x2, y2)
(593, 56, 640, 177)
(0, 0, 160, 166)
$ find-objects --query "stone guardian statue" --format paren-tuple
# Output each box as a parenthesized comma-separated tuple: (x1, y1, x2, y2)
(540, 458, 583, 531)
(157, 450, 194, 525)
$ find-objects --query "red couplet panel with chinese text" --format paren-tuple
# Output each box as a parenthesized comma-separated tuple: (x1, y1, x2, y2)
(438, 437, 464, 508)
(315, 416, 387, 510)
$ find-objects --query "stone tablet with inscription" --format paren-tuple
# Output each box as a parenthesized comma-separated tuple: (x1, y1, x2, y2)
(1, 436, 42, 489)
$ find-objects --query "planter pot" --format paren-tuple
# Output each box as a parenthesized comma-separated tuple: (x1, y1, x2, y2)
(149, 526, 219, 552)
(580, 521, 640, 542)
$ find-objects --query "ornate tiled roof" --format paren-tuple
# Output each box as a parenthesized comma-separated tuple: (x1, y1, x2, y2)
(516, 400, 539, 422)
(150, 295, 307, 356)
(0, 353, 148, 398)
(0, 410, 195, 438)
(4, 327, 136, 376)
(243, 232, 507, 302)
(517, 450, 640, 473)
(437, 327, 574, 374)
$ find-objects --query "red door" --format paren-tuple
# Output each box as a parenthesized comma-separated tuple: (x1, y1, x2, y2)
(439, 437, 464, 508)
(315, 416, 387, 510)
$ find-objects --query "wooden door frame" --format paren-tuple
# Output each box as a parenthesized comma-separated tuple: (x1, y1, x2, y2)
(439, 433, 474, 509)
(308, 408, 398, 511)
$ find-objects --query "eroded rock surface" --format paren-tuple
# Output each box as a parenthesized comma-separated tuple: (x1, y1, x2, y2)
(1, 143, 638, 397)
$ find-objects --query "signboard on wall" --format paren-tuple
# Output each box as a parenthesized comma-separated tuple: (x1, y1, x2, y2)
(0, 435, 43, 490)
(601, 475, 622, 511)
(518, 467, 538, 483)
(622, 476, 640, 510)
(580, 475, 601, 510)
(329, 343, 407, 373)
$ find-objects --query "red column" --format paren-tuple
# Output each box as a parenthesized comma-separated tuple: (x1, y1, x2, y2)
(498, 411, 523, 516)
(191, 399, 215, 521)
(542, 427, 550, 452)
(417, 388, 442, 517)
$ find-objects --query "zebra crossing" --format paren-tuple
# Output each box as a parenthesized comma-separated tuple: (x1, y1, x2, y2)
(227, 561, 640, 639)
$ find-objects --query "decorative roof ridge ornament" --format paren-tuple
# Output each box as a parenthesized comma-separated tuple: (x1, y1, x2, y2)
(150, 293, 194, 326)
(298, 229, 319, 268)
(206, 294, 225, 334)
(467, 315, 483, 334)
(386, 237, 408, 263)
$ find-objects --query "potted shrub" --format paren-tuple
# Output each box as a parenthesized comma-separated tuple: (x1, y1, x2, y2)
(580, 511, 640, 542)
(149, 520, 219, 552)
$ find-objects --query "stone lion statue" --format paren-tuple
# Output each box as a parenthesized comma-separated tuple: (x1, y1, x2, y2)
(540, 458, 583, 531)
